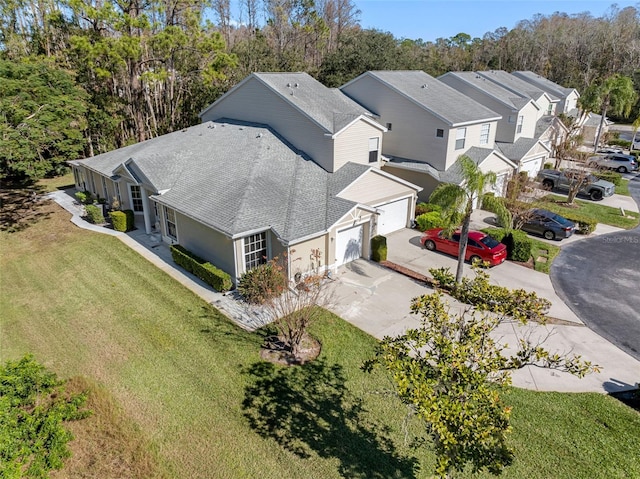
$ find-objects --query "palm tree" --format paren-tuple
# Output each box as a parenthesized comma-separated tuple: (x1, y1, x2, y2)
(429, 155, 500, 284)
(580, 75, 638, 152)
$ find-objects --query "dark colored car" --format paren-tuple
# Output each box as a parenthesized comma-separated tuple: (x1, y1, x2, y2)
(420, 228, 507, 266)
(521, 209, 575, 240)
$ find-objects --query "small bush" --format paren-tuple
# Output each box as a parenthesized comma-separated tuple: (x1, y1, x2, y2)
(543, 162, 553, 170)
(607, 139, 631, 148)
(109, 209, 135, 232)
(371, 235, 387, 262)
(237, 262, 287, 304)
(85, 204, 105, 224)
(415, 211, 447, 231)
(429, 266, 550, 322)
(552, 211, 597, 235)
(170, 244, 233, 292)
(483, 228, 532, 262)
(594, 171, 622, 186)
(415, 202, 441, 217)
(73, 191, 87, 205)
(110, 210, 127, 232)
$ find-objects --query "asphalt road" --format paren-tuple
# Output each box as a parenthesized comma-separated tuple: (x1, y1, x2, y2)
(551, 173, 640, 361)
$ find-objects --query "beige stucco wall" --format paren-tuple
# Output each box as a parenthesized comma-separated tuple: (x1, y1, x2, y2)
(338, 169, 416, 205)
(288, 234, 329, 277)
(200, 76, 336, 172)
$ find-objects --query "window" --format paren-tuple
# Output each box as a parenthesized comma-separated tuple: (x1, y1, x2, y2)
(114, 182, 122, 206)
(455, 128, 466, 150)
(130, 185, 143, 212)
(368, 137, 379, 163)
(436, 128, 444, 138)
(480, 123, 490, 145)
(101, 177, 108, 200)
(547, 104, 554, 115)
(386, 122, 392, 131)
(516, 115, 524, 134)
(165, 207, 177, 239)
(244, 232, 267, 270)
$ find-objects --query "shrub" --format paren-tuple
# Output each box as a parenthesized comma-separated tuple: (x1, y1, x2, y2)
(594, 171, 622, 186)
(543, 162, 553, 170)
(85, 204, 105, 224)
(415, 211, 447, 231)
(415, 202, 441, 217)
(109, 210, 127, 232)
(237, 262, 287, 304)
(607, 138, 631, 148)
(429, 266, 550, 322)
(73, 191, 87, 204)
(370, 235, 387, 262)
(170, 244, 233, 292)
(109, 209, 135, 232)
(483, 228, 532, 262)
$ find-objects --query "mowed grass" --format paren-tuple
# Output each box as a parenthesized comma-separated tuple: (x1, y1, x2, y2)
(2, 200, 640, 479)
(542, 194, 639, 229)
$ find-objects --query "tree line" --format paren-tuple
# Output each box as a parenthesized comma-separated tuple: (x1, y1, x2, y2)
(1, 0, 639, 183)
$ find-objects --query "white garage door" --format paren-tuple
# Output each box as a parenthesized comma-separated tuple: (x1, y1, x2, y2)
(520, 157, 543, 177)
(377, 198, 409, 235)
(335, 224, 363, 266)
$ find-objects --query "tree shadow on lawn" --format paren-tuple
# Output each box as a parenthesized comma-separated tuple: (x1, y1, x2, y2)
(242, 359, 418, 479)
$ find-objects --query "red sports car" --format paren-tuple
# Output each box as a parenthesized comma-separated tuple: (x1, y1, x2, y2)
(420, 228, 507, 266)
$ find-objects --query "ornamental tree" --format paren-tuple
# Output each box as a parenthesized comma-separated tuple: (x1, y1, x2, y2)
(364, 292, 599, 478)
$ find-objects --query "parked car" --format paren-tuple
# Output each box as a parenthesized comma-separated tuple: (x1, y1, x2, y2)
(521, 209, 576, 240)
(420, 228, 507, 266)
(597, 147, 624, 154)
(537, 169, 615, 201)
(588, 153, 638, 173)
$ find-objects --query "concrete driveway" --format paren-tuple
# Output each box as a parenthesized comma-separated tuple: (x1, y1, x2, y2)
(328, 203, 640, 393)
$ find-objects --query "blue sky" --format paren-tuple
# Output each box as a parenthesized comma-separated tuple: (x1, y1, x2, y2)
(352, 1, 639, 41)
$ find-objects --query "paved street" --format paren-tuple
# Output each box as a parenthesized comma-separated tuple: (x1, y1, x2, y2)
(551, 173, 640, 361)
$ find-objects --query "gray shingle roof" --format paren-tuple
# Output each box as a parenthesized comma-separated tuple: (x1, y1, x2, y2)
(74, 121, 372, 243)
(252, 72, 378, 134)
(358, 71, 500, 126)
(495, 138, 541, 163)
(441, 71, 535, 111)
(477, 70, 551, 103)
(512, 71, 576, 100)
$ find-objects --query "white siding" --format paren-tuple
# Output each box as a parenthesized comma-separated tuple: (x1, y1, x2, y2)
(342, 75, 451, 171)
(445, 121, 498, 170)
(333, 119, 384, 170)
(200, 76, 335, 171)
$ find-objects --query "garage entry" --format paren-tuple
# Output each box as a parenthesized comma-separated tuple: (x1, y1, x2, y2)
(376, 197, 409, 235)
(520, 157, 544, 177)
(335, 224, 363, 266)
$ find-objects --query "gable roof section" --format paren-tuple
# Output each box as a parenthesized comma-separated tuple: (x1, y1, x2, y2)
(442, 147, 516, 183)
(477, 70, 556, 105)
(511, 71, 578, 100)
(495, 138, 550, 163)
(342, 70, 501, 127)
(440, 71, 537, 111)
(200, 72, 384, 136)
(535, 115, 569, 138)
(74, 120, 392, 243)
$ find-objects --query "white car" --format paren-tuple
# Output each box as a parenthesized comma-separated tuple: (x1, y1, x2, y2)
(589, 153, 638, 173)
(597, 147, 624, 154)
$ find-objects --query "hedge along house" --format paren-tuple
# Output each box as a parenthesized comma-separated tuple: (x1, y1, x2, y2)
(69, 120, 420, 287)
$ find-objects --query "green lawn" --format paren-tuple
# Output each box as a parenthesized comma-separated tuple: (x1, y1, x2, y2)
(615, 178, 631, 196)
(2, 201, 639, 479)
(542, 194, 639, 230)
(530, 238, 560, 274)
